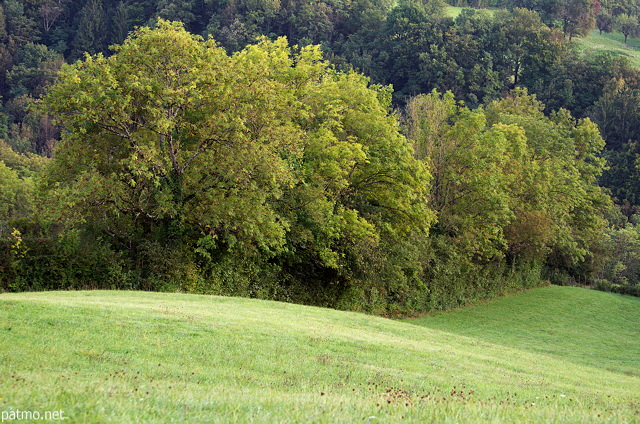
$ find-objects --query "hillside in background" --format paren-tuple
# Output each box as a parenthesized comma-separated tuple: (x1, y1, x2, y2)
(576, 29, 640, 67)
(0, 286, 638, 422)
(406, 285, 640, 376)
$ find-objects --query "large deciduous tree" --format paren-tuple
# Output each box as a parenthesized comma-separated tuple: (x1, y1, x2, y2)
(485, 89, 610, 282)
(43, 21, 305, 259)
(41, 20, 434, 296)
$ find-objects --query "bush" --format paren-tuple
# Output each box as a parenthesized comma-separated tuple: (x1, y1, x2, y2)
(0, 220, 129, 292)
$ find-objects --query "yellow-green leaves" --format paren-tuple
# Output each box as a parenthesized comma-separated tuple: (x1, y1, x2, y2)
(405, 91, 513, 260)
(40, 21, 434, 292)
(484, 89, 611, 268)
(405, 88, 611, 271)
(43, 21, 296, 253)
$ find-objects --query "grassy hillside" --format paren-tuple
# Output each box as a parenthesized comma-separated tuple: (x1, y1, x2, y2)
(574, 30, 640, 67)
(445, 5, 496, 17)
(1, 288, 639, 423)
(446, 6, 465, 17)
(406, 286, 640, 376)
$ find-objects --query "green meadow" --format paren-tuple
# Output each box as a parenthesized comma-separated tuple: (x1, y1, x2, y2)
(575, 29, 640, 67)
(446, 6, 465, 17)
(445, 5, 496, 17)
(1, 286, 639, 423)
(406, 285, 640, 377)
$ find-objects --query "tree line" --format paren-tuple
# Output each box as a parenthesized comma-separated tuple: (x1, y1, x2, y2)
(0, 21, 624, 315)
(1, 0, 640, 309)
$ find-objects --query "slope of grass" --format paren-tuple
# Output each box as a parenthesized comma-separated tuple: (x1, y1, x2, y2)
(446, 6, 465, 17)
(445, 5, 496, 18)
(0, 288, 638, 423)
(573, 30, 640, 66)
(406, 286, 640, 376)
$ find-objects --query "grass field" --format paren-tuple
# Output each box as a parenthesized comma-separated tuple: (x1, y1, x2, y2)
(445, 5, 495, 18)
(446, 6, 465, 17)
(1, 287, 639, 423)
(575, 30, 640, 67)
(406, 285, 640, 377)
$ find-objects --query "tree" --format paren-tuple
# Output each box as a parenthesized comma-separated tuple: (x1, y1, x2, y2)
(596, 9, 614, 34)
(0, 159, 33, 227)
(597, 218, 640, 295)
(493, 8, 562, 89)
(560, 0, 597, 40)
(3, 0, 40, 46)
(294, 71, 434, 283)
(615, 13, 639, 43)
(38, 0, 63, 33)
(155, 0, 197, 27)
(42, 21, 434, 295)
(111, 2, 132, 45)
(5, 43, 63, 99)
(43, 21, 302, 254)
(0, 139, 48, 288)
(375, 5, 454, 103)
(404, 91, 515, 261)
(485, 89, 610, 282)
(589, 78, 640, 151)
(602, 0, 637, 16)
(510, 0, 562, 24)
(70, 0, 107, 59)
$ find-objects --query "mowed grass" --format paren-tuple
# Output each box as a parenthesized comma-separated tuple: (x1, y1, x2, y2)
(406, 286, 640, 377)
(572, 30, 640, 67)
(0, 288, 638, 423)
(446, 6, 465, 17)
(445, 6, 496, 18)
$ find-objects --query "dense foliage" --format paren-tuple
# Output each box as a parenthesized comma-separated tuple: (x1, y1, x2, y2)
(1, 0, 639, 310)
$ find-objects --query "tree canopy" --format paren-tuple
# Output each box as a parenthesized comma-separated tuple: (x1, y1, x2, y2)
(39, 20, 434, 302)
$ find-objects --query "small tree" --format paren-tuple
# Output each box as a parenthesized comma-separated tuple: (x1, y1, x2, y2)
(596, 10, 614, 34)
(560, 0, 598, 41)
(615, 13, 640, 44)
